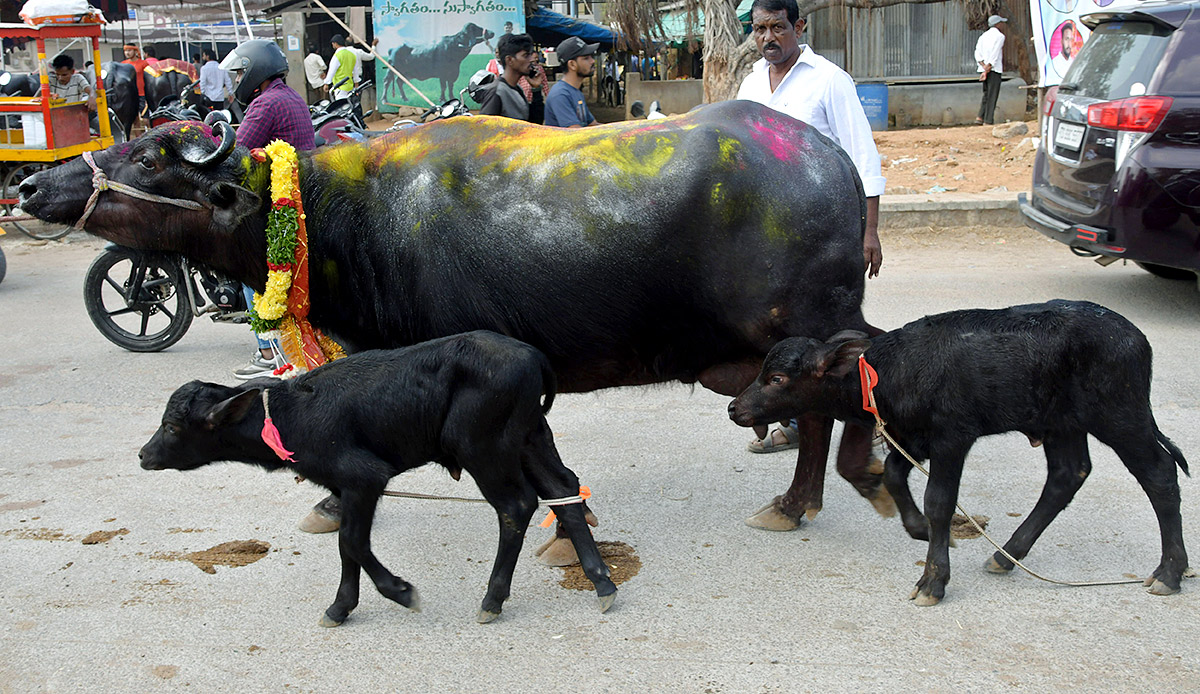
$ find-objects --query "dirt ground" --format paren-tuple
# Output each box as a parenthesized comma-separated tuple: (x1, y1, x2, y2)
(874, 120, 1041, 195)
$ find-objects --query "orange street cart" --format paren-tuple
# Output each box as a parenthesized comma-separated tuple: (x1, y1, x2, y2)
(0, 21, 114, 240)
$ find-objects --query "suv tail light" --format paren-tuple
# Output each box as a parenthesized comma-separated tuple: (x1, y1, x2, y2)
(1086, 96, 1173, 132)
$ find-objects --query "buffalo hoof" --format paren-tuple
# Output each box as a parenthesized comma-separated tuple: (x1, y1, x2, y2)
(534, 536, 579, 567)
(983, 555, 1013, 574)
(298, 509, 340, 534)
(868, 486, 897, 518)
(477, 608, 501, 624)
(744, 496, 803, 531)
(1144, 578, 1179, 596)
(597, 591, 616, 613)
(318, 612, 344, 628)
(909, 588, 942, 607)
(404, 587, 422, 613)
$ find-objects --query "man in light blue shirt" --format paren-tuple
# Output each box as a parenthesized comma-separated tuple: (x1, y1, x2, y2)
(545, 37, 598, 128)
(199, 48, 232, 110)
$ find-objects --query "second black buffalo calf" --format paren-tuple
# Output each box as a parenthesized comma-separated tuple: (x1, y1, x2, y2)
(729, 300, 1189, 606)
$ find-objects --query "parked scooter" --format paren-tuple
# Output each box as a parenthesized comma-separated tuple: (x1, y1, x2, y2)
(331, 72, 485, 144)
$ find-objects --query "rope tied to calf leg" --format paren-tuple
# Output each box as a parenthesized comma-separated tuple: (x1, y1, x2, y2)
(858, 354, 1154, 589)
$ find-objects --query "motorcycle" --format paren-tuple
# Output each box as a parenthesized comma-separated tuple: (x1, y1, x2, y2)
(148, 93, 202, 126)
(327, 73, 484, 144)
(84, 244, 248, 352)
(311, 77, 373, 146)
(81, 107, 246, 351)
(0, 226, 7, 285)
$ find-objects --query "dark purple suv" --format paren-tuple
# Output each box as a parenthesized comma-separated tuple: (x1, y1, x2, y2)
(1020, 0, 1200, 280)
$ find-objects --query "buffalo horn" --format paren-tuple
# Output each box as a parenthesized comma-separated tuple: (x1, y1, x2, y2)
(186, 121, 237, 168)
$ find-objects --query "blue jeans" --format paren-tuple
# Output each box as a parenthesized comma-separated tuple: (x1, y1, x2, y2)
(242, 285, 273, 351)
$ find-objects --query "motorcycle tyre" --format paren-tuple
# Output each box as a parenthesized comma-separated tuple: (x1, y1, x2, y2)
(0, 246, 6, 285)
(84, 248, 193, 352)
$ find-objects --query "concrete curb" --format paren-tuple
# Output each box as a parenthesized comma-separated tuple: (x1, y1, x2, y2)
(881, 191, 1024, 230)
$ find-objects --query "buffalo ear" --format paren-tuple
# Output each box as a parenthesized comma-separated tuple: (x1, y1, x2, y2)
(207, 182, 261, 231)
(813, 339, 871, 379)
(205, 389, 260, 430)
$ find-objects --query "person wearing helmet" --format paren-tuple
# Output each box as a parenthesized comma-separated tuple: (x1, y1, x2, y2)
(220, 39, 316, 385)
(220, 38, 315, 151)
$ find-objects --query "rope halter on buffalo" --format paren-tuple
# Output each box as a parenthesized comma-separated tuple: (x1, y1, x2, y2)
(76, 150, 205, 230)
(72, 122, 245, 230)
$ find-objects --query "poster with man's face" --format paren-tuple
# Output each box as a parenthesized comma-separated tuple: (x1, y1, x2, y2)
(1031, 0, 1158, 86)
(372, 1, 525, 111)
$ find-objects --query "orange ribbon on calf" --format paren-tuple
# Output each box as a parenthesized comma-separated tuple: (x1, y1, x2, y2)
(539, 485, 591, 528)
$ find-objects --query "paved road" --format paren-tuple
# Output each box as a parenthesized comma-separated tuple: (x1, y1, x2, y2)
(1, 229, 1198, 692)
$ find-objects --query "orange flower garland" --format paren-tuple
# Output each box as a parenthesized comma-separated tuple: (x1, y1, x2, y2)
(249, 141, 346, 375)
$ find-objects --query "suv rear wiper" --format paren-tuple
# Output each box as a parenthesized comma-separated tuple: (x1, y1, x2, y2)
(1058, 82, 1079, 93)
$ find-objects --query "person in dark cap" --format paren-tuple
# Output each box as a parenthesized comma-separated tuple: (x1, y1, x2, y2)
(479, 33, 544, 123)
(325, 34, 352, 98)
(545, 36, 598, 127)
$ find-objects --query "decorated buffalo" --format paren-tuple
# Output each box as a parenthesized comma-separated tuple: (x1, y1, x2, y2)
(144, 59, 202, 121)
(18, 101, 891, 543)
(102, 61, 138, 140)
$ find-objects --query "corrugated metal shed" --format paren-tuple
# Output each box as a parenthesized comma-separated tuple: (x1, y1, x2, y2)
(809, 0, 1028, 82)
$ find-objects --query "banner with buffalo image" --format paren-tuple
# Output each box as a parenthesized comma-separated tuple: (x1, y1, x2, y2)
(372, 0, 525, 111)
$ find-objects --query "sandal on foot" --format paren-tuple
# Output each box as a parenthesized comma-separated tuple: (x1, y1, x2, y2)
(747, 424, 800, 454)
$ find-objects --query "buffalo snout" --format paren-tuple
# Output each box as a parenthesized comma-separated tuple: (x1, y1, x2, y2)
(728, 387, 767, 428)
(138, 430, 174, 470)
(17, 172, 42, 208)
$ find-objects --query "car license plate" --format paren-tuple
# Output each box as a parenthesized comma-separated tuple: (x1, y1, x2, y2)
(1055, 121, 1086, 151)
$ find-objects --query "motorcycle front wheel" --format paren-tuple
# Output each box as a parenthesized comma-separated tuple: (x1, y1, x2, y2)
(84, 247, 193, 352)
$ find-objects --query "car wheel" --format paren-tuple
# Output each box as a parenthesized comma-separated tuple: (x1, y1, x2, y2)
(1134, 262, 1195, 281)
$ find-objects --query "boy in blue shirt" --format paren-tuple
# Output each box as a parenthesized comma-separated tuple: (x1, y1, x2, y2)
(545, 37, 598, 127)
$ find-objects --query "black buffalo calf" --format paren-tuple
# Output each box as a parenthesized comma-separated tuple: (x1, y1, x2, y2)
(140, 331, 616, 625)
(729, 300, 1189, 605)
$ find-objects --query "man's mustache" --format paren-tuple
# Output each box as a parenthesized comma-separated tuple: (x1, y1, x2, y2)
(763, 42, 780, 51)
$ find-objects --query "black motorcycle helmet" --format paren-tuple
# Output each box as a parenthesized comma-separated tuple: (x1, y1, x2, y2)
(219, 39, 288, 107)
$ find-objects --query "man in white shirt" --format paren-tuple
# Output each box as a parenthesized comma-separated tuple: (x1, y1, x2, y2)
(737, 0, 884, 279)
(199, 48, 232, 110)
(974, 15, 1007, 125)
(303, 43, 327, 100)
(736, 0, 886, 454)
